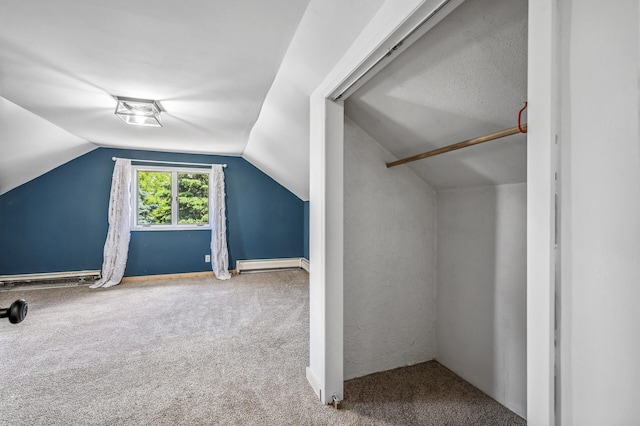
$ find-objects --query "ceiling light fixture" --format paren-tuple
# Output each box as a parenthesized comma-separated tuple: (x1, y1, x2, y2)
(115, 96, 162, 127)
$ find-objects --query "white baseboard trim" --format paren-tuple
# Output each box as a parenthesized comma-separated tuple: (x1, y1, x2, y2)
(306, 366, 322, 401)
(236, 258, 309, 274)
(300, 258, 310, 272)
(0, 270, 101, 284)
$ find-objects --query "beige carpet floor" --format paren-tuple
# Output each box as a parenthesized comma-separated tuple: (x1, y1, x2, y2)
(0, 270, 525, 425)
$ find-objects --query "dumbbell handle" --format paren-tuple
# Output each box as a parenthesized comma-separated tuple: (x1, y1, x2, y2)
(0, 299, 28, 324)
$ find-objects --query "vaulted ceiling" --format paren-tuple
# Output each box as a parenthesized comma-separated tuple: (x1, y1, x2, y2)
(1, 0, 527, 198)
(0, 0, 384, 197)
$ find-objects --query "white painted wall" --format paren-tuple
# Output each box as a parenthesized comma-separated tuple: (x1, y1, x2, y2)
(436, 183, 527, 418)
(526, 0, 558, 422)
(343, 117, 437, 380)
(308, 92, 345, 403)
(557, 1, 640, 424)
(308, 0, 460, 403)
(315, 1, 639, 421)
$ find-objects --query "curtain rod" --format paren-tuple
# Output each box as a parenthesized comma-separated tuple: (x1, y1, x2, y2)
(111, 157, 227, 168)
(386, 124, 527, 168)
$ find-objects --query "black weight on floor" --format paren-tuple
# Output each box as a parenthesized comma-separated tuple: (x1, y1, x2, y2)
(0, 299, 28, 324)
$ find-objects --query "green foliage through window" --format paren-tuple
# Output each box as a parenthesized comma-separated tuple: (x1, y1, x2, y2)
(138, 172, 172, 225)
(178, 173, 209, 224)
(136, 169, 209, 227)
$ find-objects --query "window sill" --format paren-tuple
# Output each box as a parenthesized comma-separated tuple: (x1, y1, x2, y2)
(131, 226, 212, 232)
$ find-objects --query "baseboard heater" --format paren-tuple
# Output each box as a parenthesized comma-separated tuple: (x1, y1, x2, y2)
(0, 270, 101, 290)
(236, 258, 309, 274)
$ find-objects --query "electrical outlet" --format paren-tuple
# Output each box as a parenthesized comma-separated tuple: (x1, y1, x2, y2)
(205, 255, 211, 263)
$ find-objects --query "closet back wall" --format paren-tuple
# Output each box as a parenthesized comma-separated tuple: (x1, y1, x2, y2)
(436, 183, 527, 417)
(0, 148, 304, 276)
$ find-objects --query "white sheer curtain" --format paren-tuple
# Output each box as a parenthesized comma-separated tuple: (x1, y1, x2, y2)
(91, 159, 132, 288)
(210, 165, 231, 280)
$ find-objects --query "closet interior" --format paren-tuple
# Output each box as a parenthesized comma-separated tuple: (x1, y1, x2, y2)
(343, 0, 528, 417)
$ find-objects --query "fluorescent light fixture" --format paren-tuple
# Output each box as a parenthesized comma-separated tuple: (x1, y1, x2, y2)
(115, 96, 162, 127)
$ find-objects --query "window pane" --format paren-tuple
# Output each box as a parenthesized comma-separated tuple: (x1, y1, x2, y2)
(137, 171, 172, 225)
(178, 173, 209, 225)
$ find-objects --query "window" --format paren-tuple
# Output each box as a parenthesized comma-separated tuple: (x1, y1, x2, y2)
(132, 166, 210, 230)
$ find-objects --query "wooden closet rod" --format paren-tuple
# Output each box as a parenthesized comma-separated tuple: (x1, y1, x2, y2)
(386, 123, 527, 168)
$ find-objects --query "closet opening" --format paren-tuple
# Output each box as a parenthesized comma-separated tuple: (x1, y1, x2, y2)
(342, 0, 528, 419)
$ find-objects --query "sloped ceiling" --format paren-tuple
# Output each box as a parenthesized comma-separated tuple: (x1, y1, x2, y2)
(0, 0, 309, 152)
(242, 0, 385, 200)
(0, 98, 95, 194)
(1, 0, 528, 198)
(0, 0, 395, 198)
(0, 0, 310, 194)
(346, 0, 528, 190)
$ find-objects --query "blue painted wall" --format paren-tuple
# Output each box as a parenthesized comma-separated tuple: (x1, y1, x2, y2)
(303, 201, 309, 260)
(0, 148, 304, 276)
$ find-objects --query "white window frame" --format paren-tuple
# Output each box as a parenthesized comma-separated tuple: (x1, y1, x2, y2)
(131, 165, 212, 231)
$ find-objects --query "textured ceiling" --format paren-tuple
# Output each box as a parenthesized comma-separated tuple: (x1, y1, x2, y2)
(0, 0, 395, 197)
(346, 0, 528, 190)
(1, 0, 528, 197)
